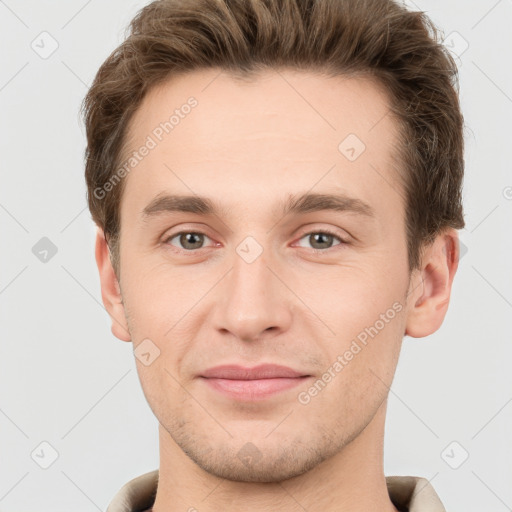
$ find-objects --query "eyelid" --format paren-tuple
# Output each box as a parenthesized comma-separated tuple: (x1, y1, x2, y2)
(163, 230, 217, 251)
(292, 228, 349, 251)
(293, 225, 351, 244)
(161, 222, 215, 241)
(162, 224, 351, 253)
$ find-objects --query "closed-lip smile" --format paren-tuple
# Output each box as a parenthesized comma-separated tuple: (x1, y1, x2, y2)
(199, 364, 311, 401)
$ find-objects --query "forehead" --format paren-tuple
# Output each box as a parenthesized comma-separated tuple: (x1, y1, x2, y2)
(119, 67, 403, 222)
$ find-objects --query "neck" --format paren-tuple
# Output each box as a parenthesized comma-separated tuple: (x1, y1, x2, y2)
(151, 400, 398, 512)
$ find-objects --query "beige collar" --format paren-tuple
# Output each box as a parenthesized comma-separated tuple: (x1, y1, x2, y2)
(106, 470, 445, 512)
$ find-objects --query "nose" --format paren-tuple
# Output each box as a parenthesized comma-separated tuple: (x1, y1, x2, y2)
(213, 246, 292, 342)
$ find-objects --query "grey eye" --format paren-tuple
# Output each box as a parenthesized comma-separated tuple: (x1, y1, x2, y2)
(168, 232, 212, 250)
(297, 232, 342, 250)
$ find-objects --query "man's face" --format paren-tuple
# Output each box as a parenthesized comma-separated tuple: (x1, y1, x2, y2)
(115, 68, 413, 481)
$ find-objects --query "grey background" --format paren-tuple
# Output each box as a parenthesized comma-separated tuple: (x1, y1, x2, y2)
(1, 0, 511, 510)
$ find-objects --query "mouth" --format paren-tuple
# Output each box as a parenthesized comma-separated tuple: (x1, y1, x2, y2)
(199, 364, 312, 401)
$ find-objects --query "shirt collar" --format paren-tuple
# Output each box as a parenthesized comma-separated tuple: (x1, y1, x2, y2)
(106, 470, 445, 512)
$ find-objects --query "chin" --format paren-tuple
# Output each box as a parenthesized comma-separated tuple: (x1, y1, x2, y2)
(171, 425, 347, 483)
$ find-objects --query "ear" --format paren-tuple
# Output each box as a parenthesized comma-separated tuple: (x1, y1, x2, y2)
(95, 227, 131, 342)
(405, 228, 460, 338)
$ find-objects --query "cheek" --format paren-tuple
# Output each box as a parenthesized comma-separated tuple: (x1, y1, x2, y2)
(296, 264, 408, 399)
(120, 255, 194, 329)
(295, 259, 407, 335)
(296, 301, 404, 421)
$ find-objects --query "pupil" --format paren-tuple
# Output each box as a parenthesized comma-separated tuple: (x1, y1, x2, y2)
(177, 233, 333, 250)
(311, 233, 332, 249)
(181, 233, 203, 249)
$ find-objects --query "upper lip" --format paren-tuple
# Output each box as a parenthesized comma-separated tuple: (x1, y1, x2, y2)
(200, 364, 308, 380)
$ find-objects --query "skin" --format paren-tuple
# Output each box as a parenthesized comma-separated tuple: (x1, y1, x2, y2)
(95, 68, 460, 512)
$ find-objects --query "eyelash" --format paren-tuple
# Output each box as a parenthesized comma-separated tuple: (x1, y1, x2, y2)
(163, 229, 348, 254)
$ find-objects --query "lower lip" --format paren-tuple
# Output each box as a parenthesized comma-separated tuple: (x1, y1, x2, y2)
(201, 376, 310, 401)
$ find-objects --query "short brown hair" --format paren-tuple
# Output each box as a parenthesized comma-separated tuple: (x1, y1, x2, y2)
(82, 0, 465, 276)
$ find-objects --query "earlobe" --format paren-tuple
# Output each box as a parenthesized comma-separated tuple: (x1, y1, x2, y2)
(94, 227, 131, 342)
(404, 229, 460, 338)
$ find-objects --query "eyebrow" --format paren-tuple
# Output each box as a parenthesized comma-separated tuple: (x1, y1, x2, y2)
(141, 192, 375, 220)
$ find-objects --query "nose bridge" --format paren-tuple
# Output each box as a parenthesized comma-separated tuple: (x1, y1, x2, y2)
(214, 238, 291, 341)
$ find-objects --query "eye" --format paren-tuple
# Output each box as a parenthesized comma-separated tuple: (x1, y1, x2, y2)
(163, 229, 347, 253)
(296, 230, 346, 250)
(165, 231, 215, 251)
